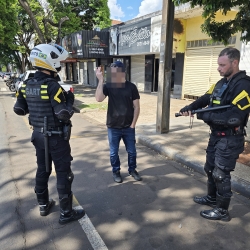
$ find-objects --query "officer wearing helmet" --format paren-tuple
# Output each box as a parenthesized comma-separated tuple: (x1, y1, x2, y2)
(14, 43, 85, 225)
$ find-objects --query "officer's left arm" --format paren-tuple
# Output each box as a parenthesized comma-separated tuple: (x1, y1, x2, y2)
(13, 88, 29, 116)
(48, 82, 74, 122)
(198, 80, 250, 127)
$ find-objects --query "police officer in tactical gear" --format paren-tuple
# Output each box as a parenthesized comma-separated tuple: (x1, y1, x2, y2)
(179, 47, 250, 221)
(13, 43, 85, 224)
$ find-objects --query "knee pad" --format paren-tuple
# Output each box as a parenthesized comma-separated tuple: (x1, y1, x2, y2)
(212, 167, 232, 196)
(57, 171, 74, 196)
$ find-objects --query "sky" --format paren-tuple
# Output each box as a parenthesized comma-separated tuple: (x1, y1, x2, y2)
(108, 0, 163, 22)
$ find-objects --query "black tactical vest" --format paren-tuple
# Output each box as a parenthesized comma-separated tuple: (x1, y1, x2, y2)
(20, 78, 62, 128)
(210, 71, 250, 107)
(209, 71, 250, 129)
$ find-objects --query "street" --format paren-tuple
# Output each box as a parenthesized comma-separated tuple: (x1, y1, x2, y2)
(1, 78, 250, 250)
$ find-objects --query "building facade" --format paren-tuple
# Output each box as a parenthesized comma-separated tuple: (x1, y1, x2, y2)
(61, 4, 244, 99)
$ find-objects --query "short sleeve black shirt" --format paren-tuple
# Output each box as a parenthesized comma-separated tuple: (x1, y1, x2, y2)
(103, 81, 140, 128)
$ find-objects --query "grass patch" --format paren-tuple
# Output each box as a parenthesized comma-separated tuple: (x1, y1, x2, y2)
(78, 103, 108, 110)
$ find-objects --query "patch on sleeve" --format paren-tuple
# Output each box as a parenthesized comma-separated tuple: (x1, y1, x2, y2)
(53, 88, 64, 103)
(232, 90, 250, 110)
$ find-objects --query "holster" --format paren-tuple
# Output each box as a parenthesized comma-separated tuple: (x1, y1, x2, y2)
(63, 121, 72, 140)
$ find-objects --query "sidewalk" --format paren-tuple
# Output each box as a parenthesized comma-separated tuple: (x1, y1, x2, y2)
(71, 83, 250, 198)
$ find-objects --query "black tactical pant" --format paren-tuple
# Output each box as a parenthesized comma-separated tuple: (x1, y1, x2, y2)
(204, 134, 245, 198)
(31, 130, 73, 198)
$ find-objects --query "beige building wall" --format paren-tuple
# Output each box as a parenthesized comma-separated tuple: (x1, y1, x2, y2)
(185, 11, 238, 41)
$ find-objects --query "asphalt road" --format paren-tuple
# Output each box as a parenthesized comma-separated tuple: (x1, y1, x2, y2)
(1, 79, 250, 250)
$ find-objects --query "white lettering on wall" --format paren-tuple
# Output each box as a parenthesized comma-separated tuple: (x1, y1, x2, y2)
(120, 26, 151, 47)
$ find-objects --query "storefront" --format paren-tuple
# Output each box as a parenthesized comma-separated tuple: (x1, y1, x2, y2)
(61, 6, 242, 98)
(61, 30, 110, 87)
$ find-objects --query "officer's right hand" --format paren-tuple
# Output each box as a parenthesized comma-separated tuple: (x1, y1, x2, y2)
(179, 105, 193, 117)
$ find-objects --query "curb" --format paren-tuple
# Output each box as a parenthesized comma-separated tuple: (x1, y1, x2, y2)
(137, 134, 250, 199)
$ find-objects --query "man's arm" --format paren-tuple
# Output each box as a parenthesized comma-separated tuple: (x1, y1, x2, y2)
(95, 67, 106, 102)
(131, 99, 140, 128)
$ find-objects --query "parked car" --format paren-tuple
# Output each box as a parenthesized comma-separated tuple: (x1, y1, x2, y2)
(3, 72, 12, 81)
(15, 70, 73, 93)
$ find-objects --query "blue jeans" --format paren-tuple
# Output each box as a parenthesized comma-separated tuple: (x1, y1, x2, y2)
(107, 127, 137, 173)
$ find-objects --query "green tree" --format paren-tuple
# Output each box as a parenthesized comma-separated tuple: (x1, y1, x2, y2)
(173, 0, 250, 44)
(0, 0, 111, 71)
(0, 0, 19, 46)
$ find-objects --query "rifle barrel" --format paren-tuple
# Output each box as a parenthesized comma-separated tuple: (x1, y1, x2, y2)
(175, 105, 231, 117)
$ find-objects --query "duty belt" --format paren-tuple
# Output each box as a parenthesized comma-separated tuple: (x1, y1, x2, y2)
(33, 126, 63, 133)
(211, 127, 245, 136)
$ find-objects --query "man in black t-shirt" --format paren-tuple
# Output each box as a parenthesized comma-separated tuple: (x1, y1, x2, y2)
(95, 61, 141, 183)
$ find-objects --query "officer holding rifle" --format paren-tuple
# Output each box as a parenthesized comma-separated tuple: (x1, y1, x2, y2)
(179, 47, 250, 221)
(13, 43, 85, 225)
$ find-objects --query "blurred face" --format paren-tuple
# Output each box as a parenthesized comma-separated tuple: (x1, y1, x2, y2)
(106, 67, 126, 87)
(217, 55, 238, 79)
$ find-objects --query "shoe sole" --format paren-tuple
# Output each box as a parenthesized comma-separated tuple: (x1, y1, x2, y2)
(59, 211, 85, 225)
(200, 212, 231, 222)
(128, 173, 142, 181)
(193, 198, 216, 208)
(40, 200, 55, 216)
(113, 179, 122, 183)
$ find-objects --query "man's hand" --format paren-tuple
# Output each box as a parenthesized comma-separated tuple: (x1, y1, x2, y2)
(179, 105, 193, 117)
(95, 66, 106, 102)
(95, 67, 104, 82)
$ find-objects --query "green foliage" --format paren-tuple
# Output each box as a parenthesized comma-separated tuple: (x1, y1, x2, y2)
(0, 0, 19, 47)
(173, 0, 250, 44)
(47, 0, 111, 37)
(0, 0, 111, 70)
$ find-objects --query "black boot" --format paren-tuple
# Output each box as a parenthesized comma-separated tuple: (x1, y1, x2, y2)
(200, 193, 231, 221)
(36, 189, 55, 216)
(59, 192, 85, 225)
(193, 181, 217, 207)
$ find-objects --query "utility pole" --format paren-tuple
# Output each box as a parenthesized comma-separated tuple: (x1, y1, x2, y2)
(156, 0, 175, 133)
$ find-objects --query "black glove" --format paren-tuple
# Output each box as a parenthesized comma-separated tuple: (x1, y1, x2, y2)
(179, 105, 191, 114)
(196, 111, 212, 122)
(65, 91, 75, 105)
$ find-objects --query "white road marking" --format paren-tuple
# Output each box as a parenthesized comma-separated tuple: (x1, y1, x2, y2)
(77, 207, 108, 250)
(0, 87, 7, 91)
(54, 159, 108, 249)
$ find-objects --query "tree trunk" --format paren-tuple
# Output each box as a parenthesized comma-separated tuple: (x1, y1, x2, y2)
(18, 0, 46, 44)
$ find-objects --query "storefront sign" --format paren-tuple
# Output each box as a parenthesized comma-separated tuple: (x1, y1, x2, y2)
(61, 31, 109, 58)
(118, 18, 151, 54)
(71, 31, 84, 57)
(82, 30, 109, 58)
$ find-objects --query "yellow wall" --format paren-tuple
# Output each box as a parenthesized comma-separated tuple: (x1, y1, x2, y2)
(186, 11, 237, 41)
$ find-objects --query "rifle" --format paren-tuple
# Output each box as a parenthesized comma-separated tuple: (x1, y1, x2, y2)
(175, 105, 231, 117)
(43, 116, 63, 172)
